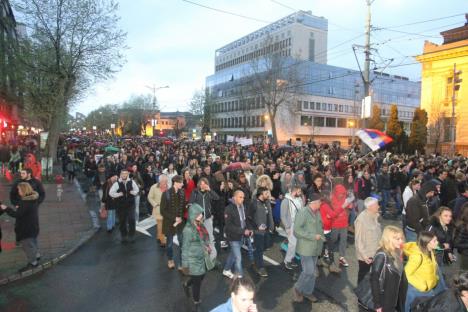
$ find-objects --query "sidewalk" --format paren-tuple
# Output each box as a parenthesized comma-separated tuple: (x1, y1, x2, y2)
(0, 179, 95, 283)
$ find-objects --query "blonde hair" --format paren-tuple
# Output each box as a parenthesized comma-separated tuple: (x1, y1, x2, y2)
(18, 182, 34, 197)
(256, 174, 273, 191)
(379, 225, 404, 269)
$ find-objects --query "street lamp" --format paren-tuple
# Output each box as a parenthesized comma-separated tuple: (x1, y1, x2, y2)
(151, 119, 157, 137)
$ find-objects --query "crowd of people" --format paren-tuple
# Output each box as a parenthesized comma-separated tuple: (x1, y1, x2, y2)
(2, 134, 468, 311)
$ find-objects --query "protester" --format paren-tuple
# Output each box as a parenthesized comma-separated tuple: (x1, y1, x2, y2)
(403, 231, 447, 312)
(280, 184, 303, 270)
(426, 206, 455, 267)
(249, 187, 274, 277)
(405, 181, 437, 242)
(223, 190, 252, 279)
(292, 193, 324, 303)
(182, 204, 211, 312)
(210, 277, 257, 312)
(10, 168, 45, 208)
(1, 182, 40, 272)
(370, 225, 404, 312)
(147, 174, 169, 247)
(454, 205, 468, 270)
(160, 175, 185, 269)
(101, 174, 118, 232)
(109, 169, 139, 244)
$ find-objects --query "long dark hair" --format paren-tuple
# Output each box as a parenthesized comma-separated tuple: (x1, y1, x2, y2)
(417, 231, 436, 258)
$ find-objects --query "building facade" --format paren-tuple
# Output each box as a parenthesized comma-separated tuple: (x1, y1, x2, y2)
(206, 10, 421, 146)
(0, 0, 21, 130)
(416, 16, 468, 154)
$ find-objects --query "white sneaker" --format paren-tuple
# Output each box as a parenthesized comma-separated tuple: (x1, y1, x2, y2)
(223, 270, 234, 279)
(220, 241, 228, 248)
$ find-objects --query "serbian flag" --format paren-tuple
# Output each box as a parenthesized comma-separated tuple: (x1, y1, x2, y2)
(356, 129, 393, 151)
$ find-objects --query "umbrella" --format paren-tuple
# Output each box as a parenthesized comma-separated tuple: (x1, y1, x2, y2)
(223, 162, 251, 173)
(105, 146, 120, 153)
(163, 140, 173, 145)
(94, 141, 107, 147)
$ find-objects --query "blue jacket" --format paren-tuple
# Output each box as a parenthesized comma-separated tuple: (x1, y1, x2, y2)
(210, 298, 233, 312)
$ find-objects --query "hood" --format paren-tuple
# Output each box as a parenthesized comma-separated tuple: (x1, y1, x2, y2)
(332, 184, 347, 198)
(403, 242, 422, 257)
(419, 181, 437, 198)
(188, 203, 204, 223)
(22, 191, 39, 201)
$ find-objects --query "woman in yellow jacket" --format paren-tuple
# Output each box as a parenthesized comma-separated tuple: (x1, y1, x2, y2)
(403, 231, 447, 312)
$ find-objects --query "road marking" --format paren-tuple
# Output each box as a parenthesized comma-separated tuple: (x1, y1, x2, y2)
(136, 216, 156, 237)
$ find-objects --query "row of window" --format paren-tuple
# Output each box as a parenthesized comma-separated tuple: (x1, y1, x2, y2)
(380, 109, 414, 118)
(299, 100, 361, 114)
(216, 38, 292, 71)
(211, 115, 265, 129)
(212, 97, 266, 113)
(300, 116, 355, 128)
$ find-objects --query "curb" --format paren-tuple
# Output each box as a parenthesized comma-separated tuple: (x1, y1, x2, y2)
(0, 227, 98, 286)
(0, 177, 98, 286)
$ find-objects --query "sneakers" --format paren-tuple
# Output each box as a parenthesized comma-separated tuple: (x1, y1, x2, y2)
(258, 267, 268, 277)
(293, 288, 304, 303)
(284, 262, 294, 270)
(339, 257, 349, 267)
(168, 260, 175, 269)
(18, 262, 38, 273)
(220, 241, 228, 249)
(223, 270, 234, 279)
(328, 263, 342, 273)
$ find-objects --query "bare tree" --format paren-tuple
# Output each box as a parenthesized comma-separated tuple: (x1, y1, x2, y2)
(249, 36, 302, 144)
(14, 0, 126, 161)
(427, 101, 446, 153)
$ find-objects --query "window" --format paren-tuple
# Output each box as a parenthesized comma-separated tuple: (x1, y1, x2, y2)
(301, 116, 312, 126)
(297, 100, 302, 111)
(339, 105, 343, 112)
(314, 117, 324, 127)
(326, 117, 337, 127)
(303, 101, 309, 109)
(334, 104, 338, 112)
(321, 103, 327, 110)
(310, 102, 315, 110)
(328, 104, 333, 111)
(337, 118, 346, 128)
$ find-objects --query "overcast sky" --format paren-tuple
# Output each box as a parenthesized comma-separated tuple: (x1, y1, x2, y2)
(72, 0, 467, 115)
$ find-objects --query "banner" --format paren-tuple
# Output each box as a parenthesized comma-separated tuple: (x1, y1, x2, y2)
(227, 135, 234, 143)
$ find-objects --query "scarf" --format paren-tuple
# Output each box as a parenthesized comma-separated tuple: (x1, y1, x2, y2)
(195, 222, 210, 243)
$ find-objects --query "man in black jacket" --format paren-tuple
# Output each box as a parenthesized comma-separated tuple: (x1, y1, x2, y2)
(222, 190, 253, 279)
(249, 187, 274, 277)
(10, 168, 45, 207)
(189, 177, 220, 260)
(405, 181, 437, 242)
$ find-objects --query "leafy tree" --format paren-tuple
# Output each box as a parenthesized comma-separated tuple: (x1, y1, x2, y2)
(368, 105, 385, 131)
(409, 108, 428, 154)
(14, 0, 126, 161)
(386, 104, 403, 142)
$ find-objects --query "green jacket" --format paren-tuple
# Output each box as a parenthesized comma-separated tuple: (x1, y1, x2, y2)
(182, 204, 208, 276)
(293, 206, 324, 257)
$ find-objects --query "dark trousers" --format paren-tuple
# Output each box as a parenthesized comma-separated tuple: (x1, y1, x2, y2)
(186, 274, 205, 302)
(254, 232, 270, 268)
(358, 260, 372, 284)
(117, 206, 136, 238)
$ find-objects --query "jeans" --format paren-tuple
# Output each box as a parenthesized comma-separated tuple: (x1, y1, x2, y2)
(204, 217, 217, 260)
(330, 227, 347, 260)
(166, 230, 183, 266)
(117, 206, 136, 239)
(295, 256, 318, 296)
(381, 189, 391, 215)
(224, 241, 243, 276)
(284, 228, 297, 264)
(106, 210, 116, 230)
(405, 280, 446, 312)
(393, 190, 403, 214)
(405, 228, 417, 242)
(134, 195, 140, 222)
(254, 232, 270, 268)
(21, 237, 39, 265)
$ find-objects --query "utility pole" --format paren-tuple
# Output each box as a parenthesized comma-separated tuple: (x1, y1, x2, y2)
(451, 63, 463, 156)
(363, 0, 373, 99)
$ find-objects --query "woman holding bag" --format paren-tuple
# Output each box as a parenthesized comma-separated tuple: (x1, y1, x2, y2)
(403, 231, 447, 312)
(370, 225, 405, 312)
(181, 203, 213, 312)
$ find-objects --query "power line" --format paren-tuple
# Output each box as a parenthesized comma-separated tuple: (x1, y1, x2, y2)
(270, 0, 295, 12)
(181, 0, 270, 23)
(380, 13, 465, 29)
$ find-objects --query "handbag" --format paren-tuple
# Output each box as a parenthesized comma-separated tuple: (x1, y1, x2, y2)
(204, 250, 216, 271)
(99, 206, 108, 219)
(355, 252, 387, 310)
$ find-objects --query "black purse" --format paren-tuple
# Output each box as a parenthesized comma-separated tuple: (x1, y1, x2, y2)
(355, 252, 387, 311)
